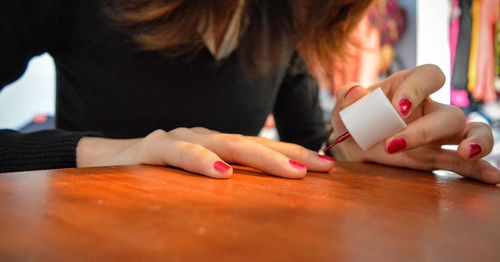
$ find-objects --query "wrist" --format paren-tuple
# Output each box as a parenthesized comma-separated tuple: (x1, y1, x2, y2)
(76, 137, 138, 167)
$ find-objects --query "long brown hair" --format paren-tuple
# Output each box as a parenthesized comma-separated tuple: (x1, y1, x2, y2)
(107, 0, 373, 79)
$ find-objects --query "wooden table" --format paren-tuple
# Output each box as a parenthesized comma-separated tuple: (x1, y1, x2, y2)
(0, 163, 499, 261)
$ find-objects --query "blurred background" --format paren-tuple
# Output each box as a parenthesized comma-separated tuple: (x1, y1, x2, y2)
(1, 0, 499, 167)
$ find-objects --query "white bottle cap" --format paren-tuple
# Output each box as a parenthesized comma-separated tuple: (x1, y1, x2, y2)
(339, 88, 407, 151)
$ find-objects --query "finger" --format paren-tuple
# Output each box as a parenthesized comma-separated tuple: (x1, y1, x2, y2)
(457, 122, 495, 161)
(189, 127, 334, 172)
(373, 64, 446, 118)
(362, 145, 500, 184)
(190, 127, 220, 134)
(384, 101, 465, 154)
(207, 134, 309, 178)
(168, 128, 307, 178)
(433, 149, 500, 184)
(142, 130, 232, 179)
(336, 82, 370, 108)
(189, 127, 334, 170)
(330, 83, 369, 136)
(244, 136, 335, 172)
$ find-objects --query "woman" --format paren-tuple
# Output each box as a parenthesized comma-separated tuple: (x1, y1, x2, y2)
(0, 0, 498, 183)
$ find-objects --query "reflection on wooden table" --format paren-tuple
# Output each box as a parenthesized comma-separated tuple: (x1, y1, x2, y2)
(0, 162, 499, 260)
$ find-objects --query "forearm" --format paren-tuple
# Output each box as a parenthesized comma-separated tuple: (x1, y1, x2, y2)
(0, 129, 101, 172)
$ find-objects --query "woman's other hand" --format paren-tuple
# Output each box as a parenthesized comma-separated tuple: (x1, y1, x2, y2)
(330, 64, 500, 184)
(76, 128, 334, 179)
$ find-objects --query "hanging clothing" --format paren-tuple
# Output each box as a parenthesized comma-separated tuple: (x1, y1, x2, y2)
(451, 90, 471, 108)
(452, 0, 473, 91)
(467, 0, 480, 93)
(449, 0, 468, 108)
(495, 5, 500, 92)
(450, 0, 460, 79)
(473, 0, 498, 103)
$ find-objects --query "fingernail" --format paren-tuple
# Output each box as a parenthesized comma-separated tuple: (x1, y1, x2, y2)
(399, 98, 412, 117)
(387, 137, 407, 154)
(469, 144, 482, 159)
(318, 154, 335, 162)
(344, 85, 362, 99)
(289, 160, 306, 170)
(214, 161, 231, 174)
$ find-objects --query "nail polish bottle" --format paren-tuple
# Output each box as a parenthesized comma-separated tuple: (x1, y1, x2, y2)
(339, 88, 407, 151)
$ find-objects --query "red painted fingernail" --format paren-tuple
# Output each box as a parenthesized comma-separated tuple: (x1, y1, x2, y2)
(399, 98, 412, 117)
(469, 144, 482, 159)
(344, 85, 362, 99)
(387, 137, 407, 154)
(289, 160, 306, 170)
(318, 154, 335, 162)
(214, 161, 231, 174)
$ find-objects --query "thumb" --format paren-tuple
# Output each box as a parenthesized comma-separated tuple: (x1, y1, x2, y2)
(328, 83, 370, 158)
(331, 83, 369, 135)
(336, 83, 369, 109)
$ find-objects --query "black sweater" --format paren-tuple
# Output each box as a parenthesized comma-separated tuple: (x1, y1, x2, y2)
(0, 0, 327, 172)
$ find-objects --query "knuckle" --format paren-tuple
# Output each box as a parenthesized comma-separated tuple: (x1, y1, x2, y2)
(473, 121, 493, 134)
(191, 127, 211, 133)
(342, 82, 361, 90)
(169, 127, 191, 137)
(424, 64, 446, 85)
(405, 149, 435, 170)
(427, 151, 441, 171)
(223, 134, 246, 148)
(151, 129, 167, 136)
(440, 155, 464, 173)
(468, 121, 483, 129)
(178, 141, 204, 153)
(191, 126, 219, 134)
(412, 84, 427, 100)
(254, 135, 271, 143)
(471, 123, 494, 152)
(448, 106, 466, 131)
(263, 147, 280, 160)
(146, 129, 169, 141)
(469, 121, 492, 137)
(434, 107, 467, 138)
(448, 105, 465, 118)
(290, 145, 309, 157)
(422, 158, 435, 171)
(415, 129, 428, 145)
(253, 136, 268, 145)
(429, 156, 439, 171)
(175, 141, 208, 162)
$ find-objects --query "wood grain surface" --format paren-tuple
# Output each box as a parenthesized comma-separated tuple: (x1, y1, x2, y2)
(0, 163, 499, 261)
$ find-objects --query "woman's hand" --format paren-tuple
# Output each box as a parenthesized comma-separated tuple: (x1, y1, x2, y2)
(76, 128, 334, 179)
(330, 64, 500, 184)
